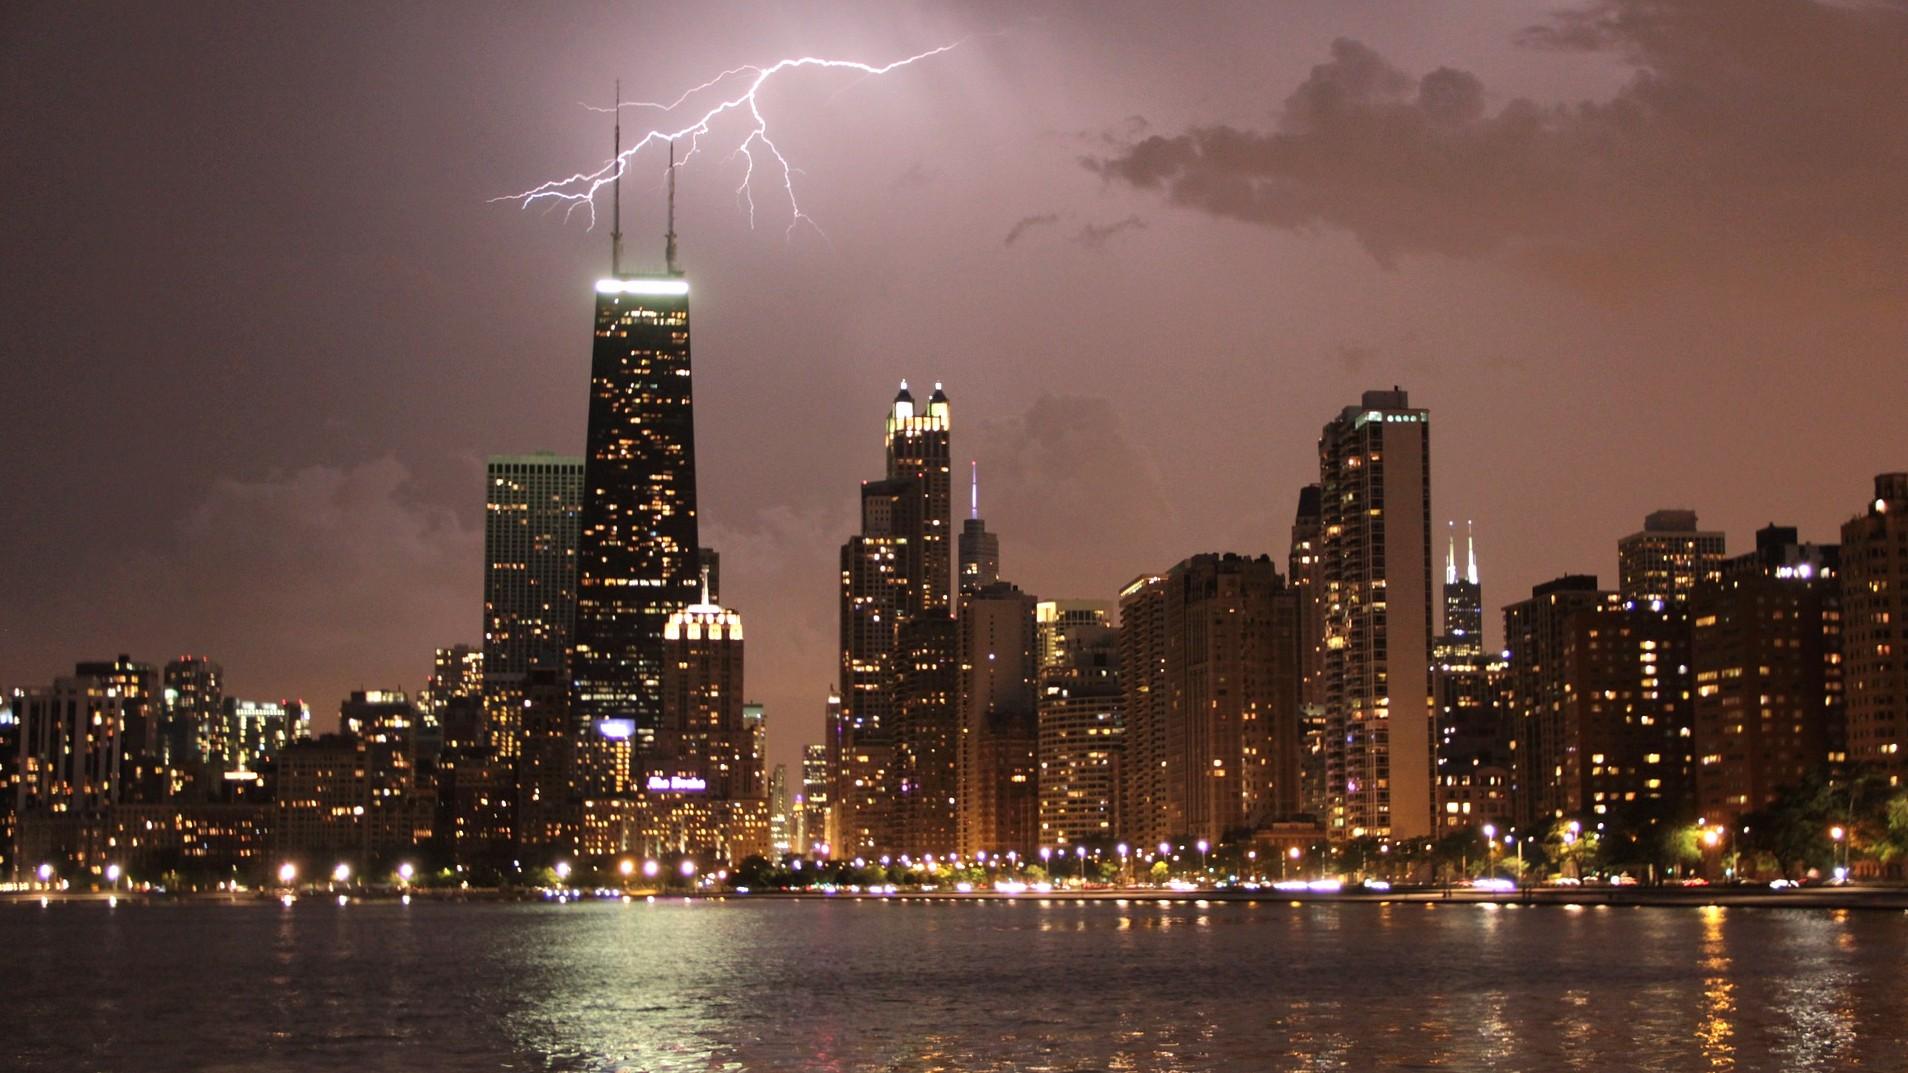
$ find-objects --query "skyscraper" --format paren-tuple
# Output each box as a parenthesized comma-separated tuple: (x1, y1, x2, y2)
(958, 461, 1000, 596)
(162, 655, 224, 796)
(571, 138, 701, 758)
(1618, 510, 1725, 607)
(483, 453, 581, 755)
(1433, 524, 1510, 831)
(1842, 473, 1908, 786)
(1318, 389, 1435, 841)
(835, 382, 955, 855)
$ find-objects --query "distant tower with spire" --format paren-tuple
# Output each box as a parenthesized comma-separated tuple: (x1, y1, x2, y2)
(958, 461, 1000, 596)
(1440, 520, 1484, 659)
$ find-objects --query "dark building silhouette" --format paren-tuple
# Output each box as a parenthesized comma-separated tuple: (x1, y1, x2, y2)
(483, 454, 581, 758)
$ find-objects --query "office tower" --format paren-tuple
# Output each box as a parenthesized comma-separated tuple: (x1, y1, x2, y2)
(958, 462, 999, 596)
(1433, 525, 1510, 830)
(956, 581, 1038, 856)
(1034, 599, 1114, 672)
(162, 656, 224, 794)
(744, 703, 766, 798)
(1692, 526, 1842, 821)
(652, 576, 751, 798)
(1118, 555, 1301, 847)
(801, 740, 831, 856)
(73, 656, 164, 804)
(885, 380, 953, 611)
(1618, 509, 1726, 607)
(1318, 389, 1435, 841)
(483, 454, 583, 758)
(1503, 577, 1619, 829)
(835, 382, 956, 855)
(1842, 473, 1908, 785)
(571, 145, 701, 756)
(1288, 485, 1330, 819)
(420, 644, 481, 762)
(1037, 621, 1123, 848)
(0, 700, 16, 879)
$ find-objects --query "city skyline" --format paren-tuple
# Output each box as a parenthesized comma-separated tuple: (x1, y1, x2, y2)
(7, 1, 1908, 787)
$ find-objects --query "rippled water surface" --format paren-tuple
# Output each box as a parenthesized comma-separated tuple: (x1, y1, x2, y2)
(7, 896, 1908, 1071)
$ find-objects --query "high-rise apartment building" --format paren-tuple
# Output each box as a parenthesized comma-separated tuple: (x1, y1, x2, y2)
(483, 454, 582, 758)
(1288, 485, 1329, 820)
(1118, 554, 1301, 847)
(1842, 473, 1908, 786)
(1317, 389, 1435, 840)
(956, 581, 1038, 856)
(1619, 510, 1725, 607)
(1034, 600, 1114, 672)
(162, 656, 224, 795)
(1503, 577, 1619, 830)
(1692, 526, 1842, 821)
(1036, 622, 1123, 848)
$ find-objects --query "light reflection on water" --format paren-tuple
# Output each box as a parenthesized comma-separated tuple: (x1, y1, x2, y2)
(5, 898, 1906, 1072)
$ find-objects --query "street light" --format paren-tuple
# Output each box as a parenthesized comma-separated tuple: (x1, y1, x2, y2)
(1195, 839, 1210, 880)
(554, 860, 572, 883)
(680, 859, 698, 879)
(642, 859, 660, 878)
(618, 859, 636, 879)
(1830, 824, 1848, 881)
(277, 862, 298, 887)
(105, 864, 122, 891)
(1285, 845, 1301, 880)
(1075, 844, 1088, 887)
(36, 863, 53, 887)
(397, 862, 415, 885)
(332, 863, 351, 886)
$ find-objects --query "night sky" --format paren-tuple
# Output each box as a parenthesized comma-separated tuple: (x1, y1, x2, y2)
(5, 1, 1904, 776)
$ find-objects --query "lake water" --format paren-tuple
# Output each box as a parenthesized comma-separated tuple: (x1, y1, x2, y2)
(6, 896, 1906, 1071)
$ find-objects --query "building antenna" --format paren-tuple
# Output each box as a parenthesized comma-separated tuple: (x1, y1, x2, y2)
(1445, 521, 1457, 586)
(970, 461, 979, 521)
(1466, 520, 1479, 585)
(665, 138, 680, 275)
(610, 80, 623, 277)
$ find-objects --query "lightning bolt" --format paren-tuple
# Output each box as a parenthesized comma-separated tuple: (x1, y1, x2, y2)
(498, 44, 961, 240)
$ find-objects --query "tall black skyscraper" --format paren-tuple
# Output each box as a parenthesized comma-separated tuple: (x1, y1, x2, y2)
(571, 123, 700, 755)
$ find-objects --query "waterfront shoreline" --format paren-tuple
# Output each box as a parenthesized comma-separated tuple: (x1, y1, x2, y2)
(9, 884, 1908, 912)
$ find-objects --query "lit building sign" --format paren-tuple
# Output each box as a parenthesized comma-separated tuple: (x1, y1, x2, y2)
(596, 719, 636, 740)
(595, 278, 690, 297)
(645, 775, 707, 793)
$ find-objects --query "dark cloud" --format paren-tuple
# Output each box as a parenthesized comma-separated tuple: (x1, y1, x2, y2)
(1072, 214, 1147, 249)
(1004, 211, 1060, 245)
(1090, 2, 1908, 306)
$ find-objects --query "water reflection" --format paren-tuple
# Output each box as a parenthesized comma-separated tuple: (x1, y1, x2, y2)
(6, 898, 1908, 1072)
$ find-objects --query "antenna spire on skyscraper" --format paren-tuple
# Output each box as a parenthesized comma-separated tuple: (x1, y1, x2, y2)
(665, 138, 680, 276)
(611, 81, 624, 277)
(1466, 520, 1479, 585)
(1446, 521, 1458, 587)
(970, 460, 979, 520)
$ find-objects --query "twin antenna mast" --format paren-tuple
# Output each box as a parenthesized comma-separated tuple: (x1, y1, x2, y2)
(610, 81, 682, 279)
